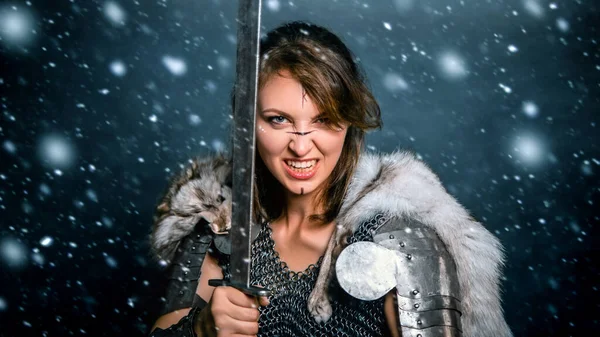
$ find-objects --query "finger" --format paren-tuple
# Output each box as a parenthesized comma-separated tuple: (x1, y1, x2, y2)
(250, 284, 270, 307)
(227, 306, 260, 322)
(257, 296, 270, 307)
(215, 317, 259, 335)
(227, 291, 259, 308)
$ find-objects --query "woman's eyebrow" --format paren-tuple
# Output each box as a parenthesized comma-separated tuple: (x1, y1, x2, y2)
(260, 108, 324, 120)
(260, 108, 289, 115)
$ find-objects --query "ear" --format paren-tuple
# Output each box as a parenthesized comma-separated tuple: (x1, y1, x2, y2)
(213, 156, 232, 186)
(156, 202, 170, 213)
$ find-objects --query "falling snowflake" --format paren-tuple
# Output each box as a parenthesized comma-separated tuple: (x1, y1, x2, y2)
(103, 1, 126, 26)
(212, 139, 225, 152)
(438, 51, 468, 80)
(105, 255, 118, 268)
(217, 56, 231, 70)
(189, 114, 202, 126)
(266, 0, 280, 12)
(109, 60, 127, 77)
(499, 83, 512, 94)
(556, 18, 569, 32)
(581, 160, 593, 176)
(86, 189, 99, 203)
(40, 183, 51, 195)
(512, 133, 545, 165)
(38, 134, 76, 169)
(523, 0, 544, 18)
(162, 56, 187, 76)
(0, 6, 36, 47)
(522, 101, 539, 118)
(3, 140, 16, 154)
(392, 0, 415, 13)
(40, 236, 53, 247)
(383, 72, 409, 93)
(0, 238, 27, 268)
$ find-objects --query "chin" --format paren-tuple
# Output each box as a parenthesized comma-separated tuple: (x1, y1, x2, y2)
(283, 179, 322, 196)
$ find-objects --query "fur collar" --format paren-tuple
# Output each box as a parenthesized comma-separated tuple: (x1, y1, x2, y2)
(309, 150, 512, 337)
(150, 155, 232, 263)
(150, 151, 512, 337)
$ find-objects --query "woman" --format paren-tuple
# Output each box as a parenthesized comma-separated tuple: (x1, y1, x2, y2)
(148, 21, 512, 337)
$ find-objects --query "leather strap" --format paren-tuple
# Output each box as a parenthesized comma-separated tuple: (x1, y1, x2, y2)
(159, 222, 213, 316)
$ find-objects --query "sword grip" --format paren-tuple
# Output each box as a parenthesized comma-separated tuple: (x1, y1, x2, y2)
(208, 279, 271, 298)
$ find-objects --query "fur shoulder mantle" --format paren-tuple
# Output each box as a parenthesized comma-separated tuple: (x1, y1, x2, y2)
(149, 151, 512, 337)
(313, 150, 513, 337)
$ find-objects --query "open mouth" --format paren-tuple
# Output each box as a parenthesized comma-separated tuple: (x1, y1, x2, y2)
(285, 159, 317, 170)
(283, 159, 319, 179)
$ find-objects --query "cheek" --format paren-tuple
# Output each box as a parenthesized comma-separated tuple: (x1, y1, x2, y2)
(320, 131, 347, 156)
(256, 125, 288, 159)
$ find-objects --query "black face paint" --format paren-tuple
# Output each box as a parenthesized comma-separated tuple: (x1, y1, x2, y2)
(286, 130, 314, 136)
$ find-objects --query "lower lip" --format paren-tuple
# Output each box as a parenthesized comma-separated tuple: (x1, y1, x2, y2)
(283, 161, 319, 180)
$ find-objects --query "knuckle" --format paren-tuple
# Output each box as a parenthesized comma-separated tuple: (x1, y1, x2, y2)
(212, 315, 225, 326)
(210, 303, 221, 313)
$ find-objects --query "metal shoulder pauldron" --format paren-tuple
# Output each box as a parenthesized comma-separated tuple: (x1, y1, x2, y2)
(336, 216, 463, 337)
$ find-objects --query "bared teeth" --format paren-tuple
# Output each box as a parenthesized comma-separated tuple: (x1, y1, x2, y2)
(285, 160, 317, 168)
(290, 166, 313, 172)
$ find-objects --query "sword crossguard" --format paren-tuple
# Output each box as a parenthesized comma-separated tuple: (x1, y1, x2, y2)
(208, 279, 271, 298)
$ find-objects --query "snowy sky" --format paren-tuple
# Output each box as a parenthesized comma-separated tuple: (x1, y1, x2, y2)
(0, 0, 598, 336)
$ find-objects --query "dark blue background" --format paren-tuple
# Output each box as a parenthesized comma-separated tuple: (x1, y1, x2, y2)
(0, 0, 598, 336)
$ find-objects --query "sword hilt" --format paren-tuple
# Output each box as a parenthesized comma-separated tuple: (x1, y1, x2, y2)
(208, 279, 271, 298)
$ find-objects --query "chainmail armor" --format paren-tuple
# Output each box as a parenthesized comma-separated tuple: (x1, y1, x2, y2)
(221, 214, 389, 336)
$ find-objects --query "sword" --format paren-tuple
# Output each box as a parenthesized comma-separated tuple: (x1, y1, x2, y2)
(208, 0, 269, 298)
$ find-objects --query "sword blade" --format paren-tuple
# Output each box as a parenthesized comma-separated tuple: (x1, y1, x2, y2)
(230, 0, 262, 288)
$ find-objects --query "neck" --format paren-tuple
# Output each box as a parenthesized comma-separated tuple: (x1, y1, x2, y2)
(280, 189, 323, 231)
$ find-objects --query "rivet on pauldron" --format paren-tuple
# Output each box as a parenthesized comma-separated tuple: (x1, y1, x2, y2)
(414, 303, 420, 308)
(389, 234, 395, 239)
(400, 242, 405, 247)
(196, 234, 201, 239)
(178, 291, 184, 296)
(417, 335, 422, 337)
(184, 271, 188, 275)
(407, 254, 412, 260)
(186, 260, 191, 265)
(191, 246, 196, 251)
(417, 319, 422, 325)
(412, 289, 419, 295)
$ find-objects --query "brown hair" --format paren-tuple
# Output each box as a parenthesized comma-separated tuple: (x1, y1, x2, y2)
(251, 21, 382, 225)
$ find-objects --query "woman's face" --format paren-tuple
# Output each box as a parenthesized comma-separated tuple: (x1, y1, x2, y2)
(256, 70, 348, 198)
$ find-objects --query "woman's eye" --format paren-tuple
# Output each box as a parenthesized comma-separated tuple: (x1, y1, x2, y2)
(268, 116, 288, 124)
(315, 117, 329, 124)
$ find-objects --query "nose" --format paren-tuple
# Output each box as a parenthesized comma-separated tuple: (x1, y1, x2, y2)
(288, 132, 314, 157)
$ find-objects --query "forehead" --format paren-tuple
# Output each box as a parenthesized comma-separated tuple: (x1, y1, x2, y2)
(258, 71, 320, 116)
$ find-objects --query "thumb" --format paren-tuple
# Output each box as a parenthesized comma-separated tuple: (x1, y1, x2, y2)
(252, 284, 270, 307)
(258, 295, 270, 307)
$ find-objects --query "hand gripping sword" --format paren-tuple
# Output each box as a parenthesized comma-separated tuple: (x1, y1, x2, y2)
(208, 0, 270, 299)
